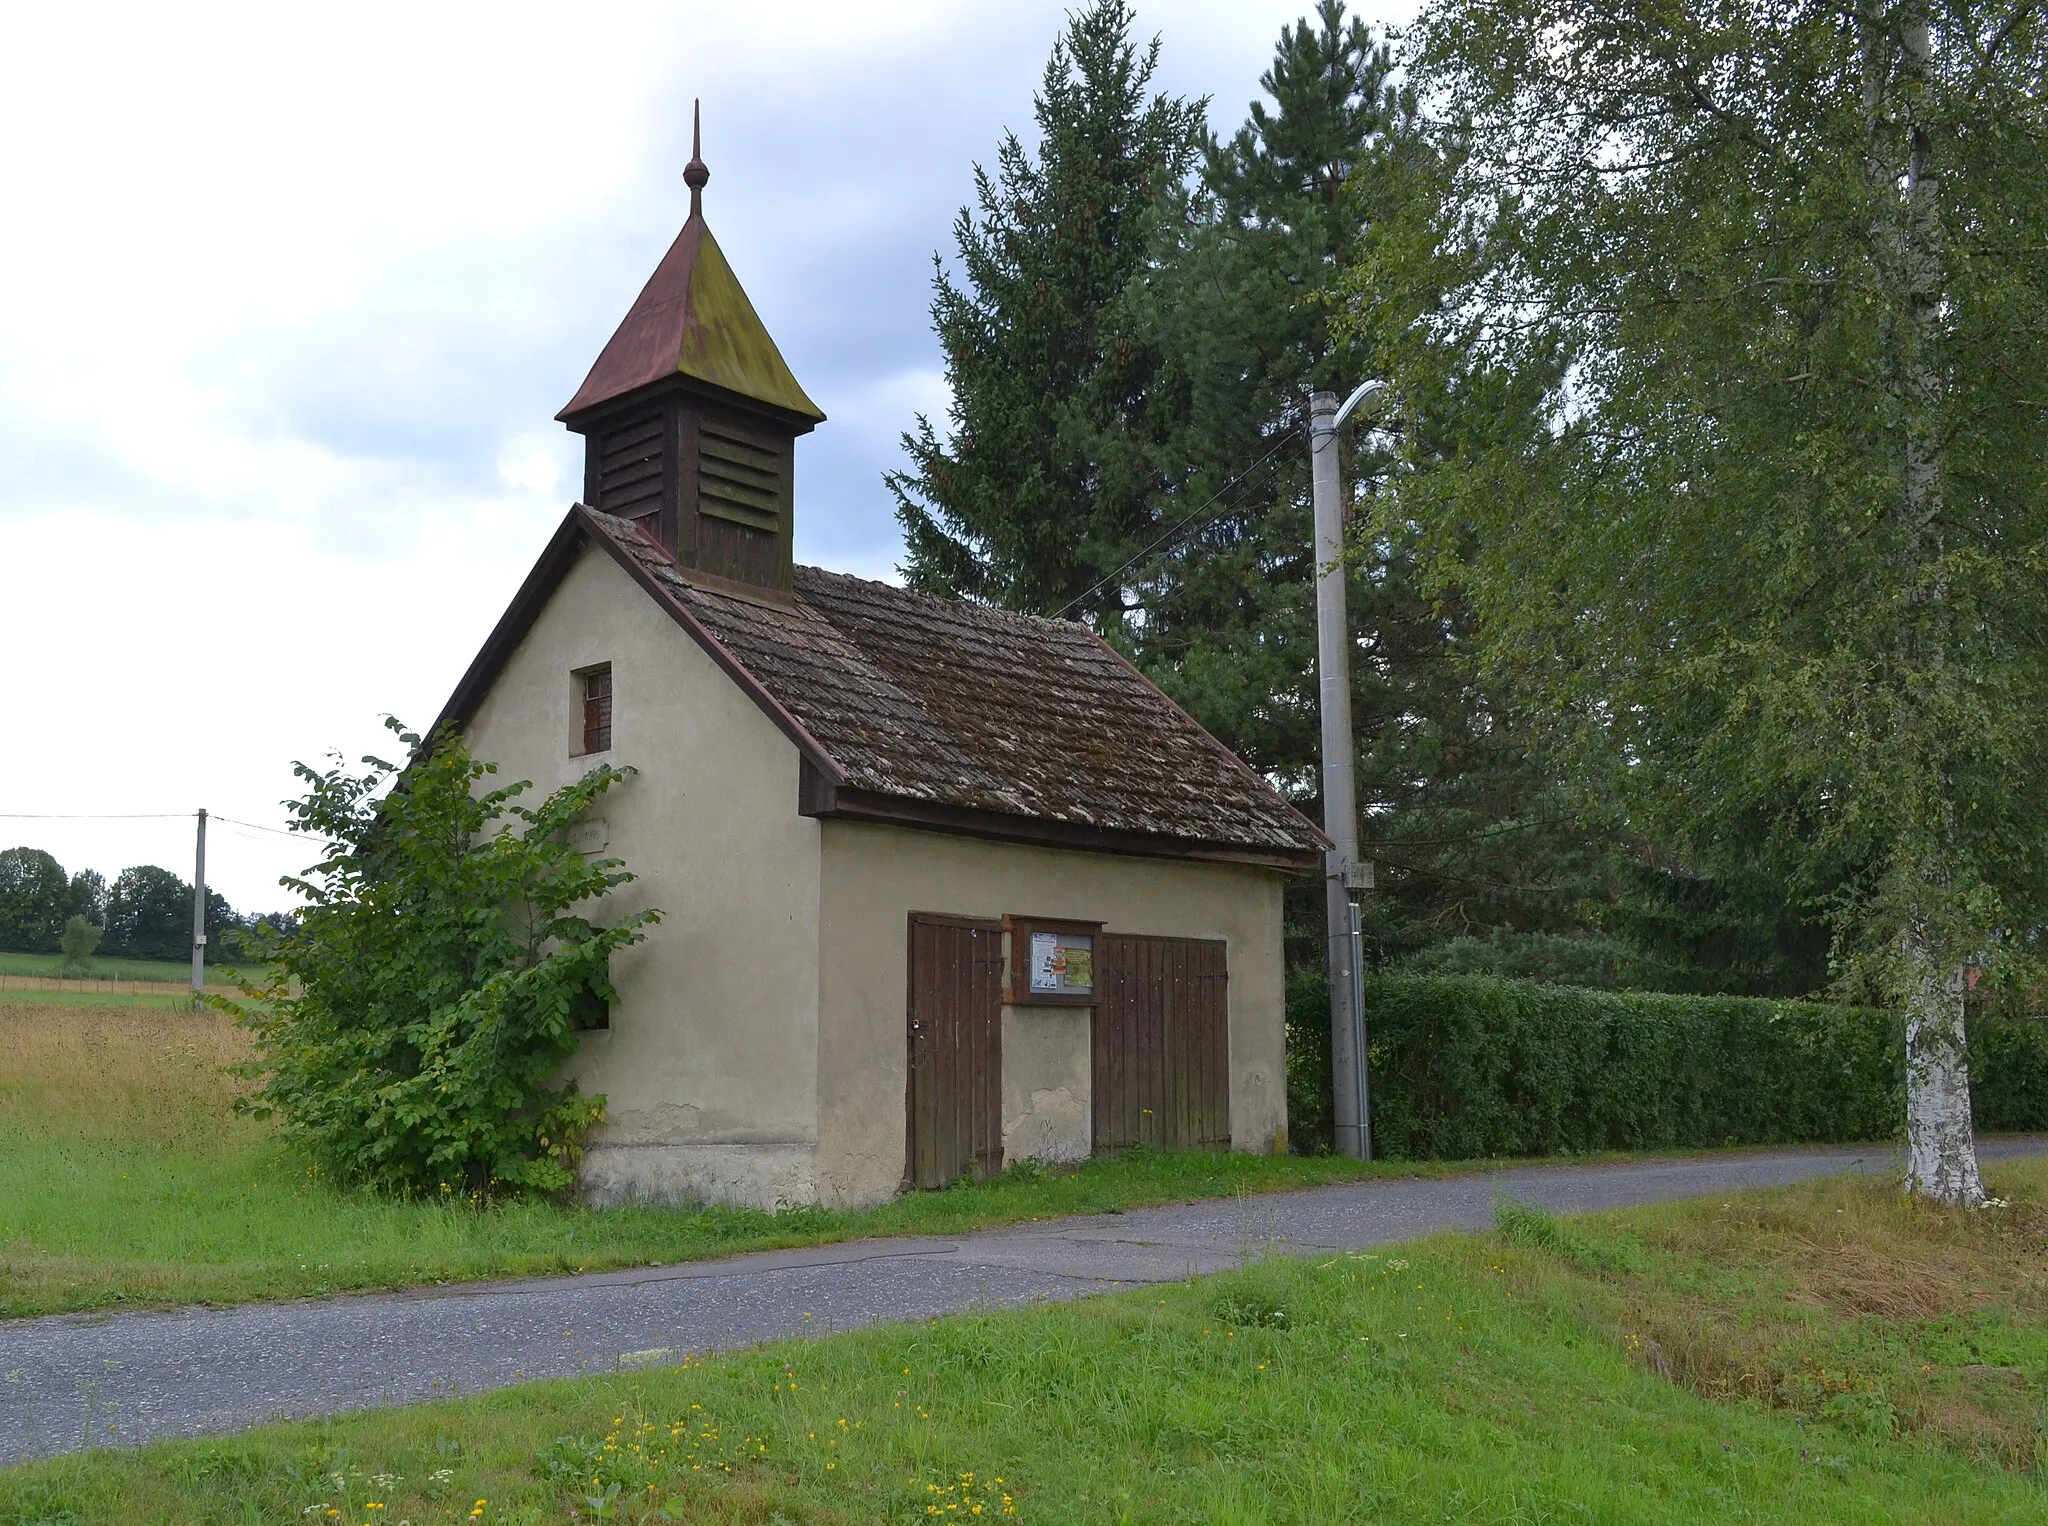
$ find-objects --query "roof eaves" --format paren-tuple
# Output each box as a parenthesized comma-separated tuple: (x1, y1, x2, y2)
(1077, 625, 1332, 856)
(429, 507, 591, 741)
(807, 780, 1324, 874)
(575, 506, 850, 787)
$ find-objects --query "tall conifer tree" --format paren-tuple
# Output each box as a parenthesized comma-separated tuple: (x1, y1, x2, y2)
(888, 0, 1202, 617)
(1130, 3, 1625, 969)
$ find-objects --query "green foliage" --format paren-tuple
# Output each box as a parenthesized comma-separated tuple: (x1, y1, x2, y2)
(66, 867, 105, 927)
(1129, 4, 1618, 958)
(1114, 4, 1646, 968)
(101, 865, 191, 961)
(1284, 961, 1335, 1152)
(57, 914, 100, 974)
(891, 1, 1830, 993)
(233, 720, 657, 1200)
(0, 845, 71, 952)
(1359, 975, 2048, 1160)
(1380, 1, 2048, 1009)
(0, 850, 273, 965)
(888, 0, 1203, 617)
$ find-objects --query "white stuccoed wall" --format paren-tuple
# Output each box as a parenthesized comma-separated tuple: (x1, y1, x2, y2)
(815, 820, 1289, 1207)
(463, 545, 825, 1210)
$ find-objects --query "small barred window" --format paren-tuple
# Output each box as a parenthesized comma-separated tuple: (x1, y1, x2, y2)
(580, 665, 613, 754)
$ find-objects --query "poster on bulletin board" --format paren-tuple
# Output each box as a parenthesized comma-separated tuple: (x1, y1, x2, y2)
(1011, 918, 1098, 1003)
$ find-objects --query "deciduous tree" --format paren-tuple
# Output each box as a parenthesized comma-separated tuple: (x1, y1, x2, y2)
(1393, 0, 2048, 1201)
(102, 864, 193, 961)
(67, 868, 106, 927)
(0, 846, 70, 952)
(235, 720, 657, 1199)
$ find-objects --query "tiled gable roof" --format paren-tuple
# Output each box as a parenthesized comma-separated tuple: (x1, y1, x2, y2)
(580, 510, 1323, 866)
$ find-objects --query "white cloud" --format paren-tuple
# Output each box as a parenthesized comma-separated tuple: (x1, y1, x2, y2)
(498, 431, 572, 499)
(0, 0, 1414, 907)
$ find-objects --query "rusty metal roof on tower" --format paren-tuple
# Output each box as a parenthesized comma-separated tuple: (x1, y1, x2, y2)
(558, 106, 824, 424)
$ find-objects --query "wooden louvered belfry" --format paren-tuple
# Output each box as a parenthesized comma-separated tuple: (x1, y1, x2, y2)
(557, 102, 824, 600)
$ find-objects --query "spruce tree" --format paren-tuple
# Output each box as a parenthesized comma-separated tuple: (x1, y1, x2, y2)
(888, 0, 1202, 617)
(1128, 3, 1624, 970)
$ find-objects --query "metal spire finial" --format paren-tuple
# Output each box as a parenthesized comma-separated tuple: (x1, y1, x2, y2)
(684, 98, 709, 216)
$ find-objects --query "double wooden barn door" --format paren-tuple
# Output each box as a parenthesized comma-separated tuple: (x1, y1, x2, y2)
(906, 919, 1231, 1189)
(905, 916, 1005, 1189)
(1093, 934, 1230, 1153)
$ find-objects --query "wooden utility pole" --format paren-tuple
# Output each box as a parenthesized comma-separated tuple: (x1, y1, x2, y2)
(189, 808, 207, 995)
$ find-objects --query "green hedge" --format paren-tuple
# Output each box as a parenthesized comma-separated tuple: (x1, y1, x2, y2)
(1295, 975, 2048, 1160)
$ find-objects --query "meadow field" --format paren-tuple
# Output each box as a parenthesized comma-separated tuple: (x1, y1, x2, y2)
(7, 999, 2048, 1521)
(0, 999, 1424, 1319)
(0, 952, 262, 985)
(6, 1160, 2048, 1521)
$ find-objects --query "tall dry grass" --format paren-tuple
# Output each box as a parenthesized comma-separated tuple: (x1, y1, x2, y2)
(0, 1000, 257, 1149)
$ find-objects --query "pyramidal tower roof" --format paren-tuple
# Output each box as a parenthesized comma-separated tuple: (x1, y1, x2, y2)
(558, 104, 824, 424)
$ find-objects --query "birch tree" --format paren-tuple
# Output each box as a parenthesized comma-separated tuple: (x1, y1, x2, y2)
(1384, 1, 2048, 1201)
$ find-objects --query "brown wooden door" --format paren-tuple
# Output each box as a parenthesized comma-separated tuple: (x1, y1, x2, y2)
(906, 916, 1005, 1189)
(1094, 935, 1230, 1153)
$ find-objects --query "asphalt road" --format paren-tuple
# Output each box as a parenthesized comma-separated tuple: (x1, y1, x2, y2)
(6, 1138, 2046, 1466)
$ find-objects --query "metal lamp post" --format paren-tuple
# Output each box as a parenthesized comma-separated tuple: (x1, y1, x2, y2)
(1310, 381, 1382, 1160)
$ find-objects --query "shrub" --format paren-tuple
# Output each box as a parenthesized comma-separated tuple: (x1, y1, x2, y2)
(1283, 964, 1333, 1153)
(1328, 975, 2048, 1160)
(231, 719, 658, 1200)
(57, 914, 100, 975)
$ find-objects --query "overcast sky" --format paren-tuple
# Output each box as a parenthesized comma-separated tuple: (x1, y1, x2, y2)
(0, 0, 1407, 912)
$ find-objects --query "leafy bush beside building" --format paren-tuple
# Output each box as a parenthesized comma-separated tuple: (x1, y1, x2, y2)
(234, 721, 657, 1200)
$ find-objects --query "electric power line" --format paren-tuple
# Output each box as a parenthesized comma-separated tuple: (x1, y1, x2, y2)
(0, 812, 194, 820)
(0, 810, 302, 837)
(211, 815, 304, 839)
(1056, 429, 1300, 620)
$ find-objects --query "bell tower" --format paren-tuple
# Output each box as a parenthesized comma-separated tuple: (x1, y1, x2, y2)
(558, 104, 824, 600)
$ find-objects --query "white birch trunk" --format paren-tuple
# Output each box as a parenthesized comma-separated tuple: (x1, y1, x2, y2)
(1902, 931, 1986, 1205)
(1866, 5, 1986, 1205)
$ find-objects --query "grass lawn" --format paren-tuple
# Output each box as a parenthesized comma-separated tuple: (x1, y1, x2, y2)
(0, 952, 269, 985)
(6, 1165, 2048, 1523)
(0, 1000, 1491, 1320)
(0, 987, 204, 1010)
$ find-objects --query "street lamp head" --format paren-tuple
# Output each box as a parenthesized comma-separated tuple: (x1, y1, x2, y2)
(1332, 379, 1387, 431)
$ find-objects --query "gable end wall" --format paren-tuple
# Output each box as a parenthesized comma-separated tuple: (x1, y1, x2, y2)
(462, 543, 823, 1208)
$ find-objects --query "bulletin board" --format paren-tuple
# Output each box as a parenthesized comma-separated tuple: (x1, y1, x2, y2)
(1001, 914, 1104, 1006)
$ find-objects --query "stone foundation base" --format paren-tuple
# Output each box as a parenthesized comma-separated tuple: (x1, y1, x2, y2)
(578, 1141, 818, 1211)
